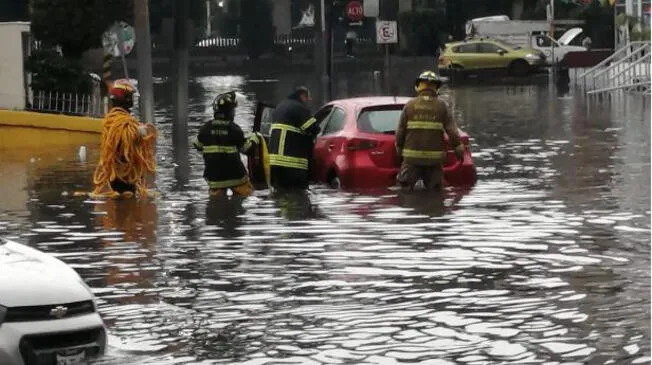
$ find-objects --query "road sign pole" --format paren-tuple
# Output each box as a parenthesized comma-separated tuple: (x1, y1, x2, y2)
(113, 23, 130, 80)
(384, 43, 390, 94)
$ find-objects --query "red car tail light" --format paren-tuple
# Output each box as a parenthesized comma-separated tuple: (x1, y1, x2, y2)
(347, 138, 378, 151)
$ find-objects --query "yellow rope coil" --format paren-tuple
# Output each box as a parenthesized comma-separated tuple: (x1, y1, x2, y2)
(91, 107, 157, 199)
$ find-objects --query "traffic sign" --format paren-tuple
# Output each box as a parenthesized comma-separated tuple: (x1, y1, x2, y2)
(102, 21, 136, 57)
(346, 1, 364, 22)
(376, 20, 398, 44)
(364, 0, 379, 17)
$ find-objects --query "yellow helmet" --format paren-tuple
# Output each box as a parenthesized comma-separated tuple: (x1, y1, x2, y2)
(415, 71, 442, 90)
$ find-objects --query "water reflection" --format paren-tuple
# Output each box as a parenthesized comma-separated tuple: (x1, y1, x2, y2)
(273, 190, 320, 221)
(0, 72, 650, 365)
(205, 196, 246, 239)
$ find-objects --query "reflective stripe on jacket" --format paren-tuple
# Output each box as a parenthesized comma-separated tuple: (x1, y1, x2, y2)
(395, 89, 464, 166)
(268, 99, 320, 170)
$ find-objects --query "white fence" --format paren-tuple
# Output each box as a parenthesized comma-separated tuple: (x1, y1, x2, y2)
(579, 41, 651, 96)
(27, 89, 105, 118)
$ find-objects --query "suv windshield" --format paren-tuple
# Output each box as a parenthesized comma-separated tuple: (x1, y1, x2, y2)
(357, 105, 404, 134)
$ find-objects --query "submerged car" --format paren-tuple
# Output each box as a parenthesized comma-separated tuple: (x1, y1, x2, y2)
(438, 38, 546, 77)
(250, 97, 477, 189)
(0, 238, 106, 365)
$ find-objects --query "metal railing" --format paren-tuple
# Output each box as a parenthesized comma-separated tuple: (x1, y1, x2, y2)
(193, 35, 374, 49)
(196, 37, 240, 48)
(27, 90, 105, 118)
(580, 41, 651, 96)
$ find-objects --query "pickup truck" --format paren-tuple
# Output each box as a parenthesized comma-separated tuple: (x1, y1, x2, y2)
(465, 17, 587, 65)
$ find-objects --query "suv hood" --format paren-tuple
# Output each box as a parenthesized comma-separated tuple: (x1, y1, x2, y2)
(0, 239, 93, 307)
(558, 27, 583, 46)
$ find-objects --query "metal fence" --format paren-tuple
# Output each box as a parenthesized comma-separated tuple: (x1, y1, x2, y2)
(27, 90, 105, 118)
(155, 35, 374, 50)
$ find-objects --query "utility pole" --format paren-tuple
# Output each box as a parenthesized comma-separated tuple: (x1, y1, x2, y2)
(134, 0, 155, 124)
(320, 0, 330, 104)
(174, 0, 190, 146)
(173, 0, 190, 187)
(549, 0, 556, 76)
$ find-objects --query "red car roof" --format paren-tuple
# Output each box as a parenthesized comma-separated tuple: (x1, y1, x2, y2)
(330, 96, 412, 109)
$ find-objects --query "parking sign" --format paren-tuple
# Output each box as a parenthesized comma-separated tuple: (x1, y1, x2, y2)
(376, 20, 398, 44)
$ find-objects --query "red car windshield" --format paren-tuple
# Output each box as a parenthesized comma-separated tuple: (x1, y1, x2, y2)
(357, 105, 404, 134)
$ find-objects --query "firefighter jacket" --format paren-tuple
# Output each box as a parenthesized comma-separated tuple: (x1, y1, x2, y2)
(193, 119, 259, 189)
(268, 99, 320, 170)
(395, 89, 464, 166)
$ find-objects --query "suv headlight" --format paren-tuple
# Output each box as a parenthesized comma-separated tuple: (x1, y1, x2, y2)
(0, 305, 6, 326)
(525, 53, 539, 60)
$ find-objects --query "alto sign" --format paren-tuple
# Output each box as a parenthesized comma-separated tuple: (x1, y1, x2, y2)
(346, 1, 364, 22)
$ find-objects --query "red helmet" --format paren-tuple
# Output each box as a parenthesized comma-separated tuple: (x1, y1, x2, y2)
(110, 80, 137, 108)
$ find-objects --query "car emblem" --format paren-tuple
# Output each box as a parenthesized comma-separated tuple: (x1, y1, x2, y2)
(50, 305, 68, 319)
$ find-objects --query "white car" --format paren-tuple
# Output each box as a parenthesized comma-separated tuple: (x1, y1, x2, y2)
(0, 238, 107, 365)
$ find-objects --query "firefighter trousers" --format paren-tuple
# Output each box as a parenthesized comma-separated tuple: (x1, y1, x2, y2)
(209, 180, 254, 198)
(271, 166, 309, 190)
(397, 163, 443, 191)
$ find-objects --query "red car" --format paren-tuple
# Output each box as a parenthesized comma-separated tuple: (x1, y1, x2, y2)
(250, 97, 477, 189)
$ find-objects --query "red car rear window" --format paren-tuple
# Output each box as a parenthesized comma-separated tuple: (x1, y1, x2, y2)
(357, 105, 404, 134)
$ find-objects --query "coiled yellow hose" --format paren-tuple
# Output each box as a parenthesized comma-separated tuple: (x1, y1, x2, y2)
(91, 107, 157, 199)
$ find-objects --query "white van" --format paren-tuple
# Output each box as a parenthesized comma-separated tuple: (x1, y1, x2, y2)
(466, 16, 587, 65)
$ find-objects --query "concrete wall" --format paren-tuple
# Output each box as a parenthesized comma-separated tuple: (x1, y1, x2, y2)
(0, 22, 30, 110)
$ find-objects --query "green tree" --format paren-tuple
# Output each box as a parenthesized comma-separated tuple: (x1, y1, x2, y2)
(30, 0, 132, 59)
(239, 0, 274, 59)
(400, 9, 447, 56)
(25, 48, 93, 94)
(149, 0, 204, 39)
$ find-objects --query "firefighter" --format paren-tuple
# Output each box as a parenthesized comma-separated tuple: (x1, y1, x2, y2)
(395, 71, 465, 192)
(92, 80, 157, 198)
(193, 91, 260, 197)
(268, 86, 320, 190)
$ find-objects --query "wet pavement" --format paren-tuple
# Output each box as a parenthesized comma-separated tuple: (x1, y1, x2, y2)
(0, 73, 650, 365)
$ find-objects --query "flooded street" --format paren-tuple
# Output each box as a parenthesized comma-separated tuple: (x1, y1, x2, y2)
(0, 72, 650, 365)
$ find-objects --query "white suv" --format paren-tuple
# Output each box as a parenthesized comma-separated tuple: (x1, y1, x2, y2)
(0, 238, 107, 365)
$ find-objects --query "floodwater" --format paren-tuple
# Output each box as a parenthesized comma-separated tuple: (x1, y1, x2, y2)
(0, 72, 650, 365)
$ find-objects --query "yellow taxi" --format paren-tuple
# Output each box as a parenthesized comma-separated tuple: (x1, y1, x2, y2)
(438, 38, 547, 77)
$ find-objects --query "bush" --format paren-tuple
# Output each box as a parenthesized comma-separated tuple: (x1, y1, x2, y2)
(399, 9, 447, 57)
(25, 48, 93, 94)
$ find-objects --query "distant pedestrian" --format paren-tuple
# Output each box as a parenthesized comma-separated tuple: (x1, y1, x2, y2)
(345, 29, 357, 57)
